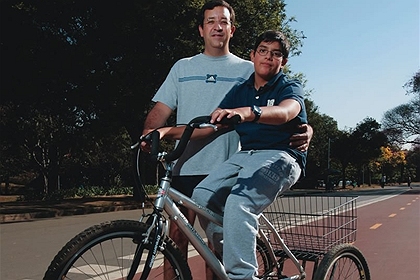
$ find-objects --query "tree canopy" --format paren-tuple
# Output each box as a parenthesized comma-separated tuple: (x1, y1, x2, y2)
(1, 0, 309, 194)
(382, 70, 420, 146)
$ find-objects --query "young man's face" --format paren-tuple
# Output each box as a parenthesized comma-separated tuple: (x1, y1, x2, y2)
(251, 41, 288, 81)
(199, 6, 235, 52)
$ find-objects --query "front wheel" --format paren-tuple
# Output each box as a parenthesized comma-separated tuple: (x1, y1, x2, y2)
(313, 244, 370, 280)
(43, 219, 192, 280)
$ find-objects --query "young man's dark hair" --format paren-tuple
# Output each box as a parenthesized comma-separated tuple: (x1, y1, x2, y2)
(253, 30, 291, 59)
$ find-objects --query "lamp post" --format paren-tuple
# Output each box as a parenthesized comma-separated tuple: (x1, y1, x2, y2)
(326, 138, 331, 191)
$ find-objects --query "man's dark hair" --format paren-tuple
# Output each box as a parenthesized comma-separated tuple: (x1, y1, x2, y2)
(198, 0, 236, 27)
(253, 30, 291, 59)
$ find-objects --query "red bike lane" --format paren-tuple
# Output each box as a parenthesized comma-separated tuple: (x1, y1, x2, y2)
(354, 190, 420, 279)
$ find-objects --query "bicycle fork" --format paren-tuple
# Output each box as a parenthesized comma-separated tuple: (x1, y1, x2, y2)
(127, 213, 166, 280)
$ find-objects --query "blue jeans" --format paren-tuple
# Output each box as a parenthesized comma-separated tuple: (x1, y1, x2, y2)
(191, 150, 302, 280)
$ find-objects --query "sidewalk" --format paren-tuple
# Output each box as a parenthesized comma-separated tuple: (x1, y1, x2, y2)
(0, 184, 401, 224)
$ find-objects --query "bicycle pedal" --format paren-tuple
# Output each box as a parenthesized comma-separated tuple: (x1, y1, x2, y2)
(258, 272, 279, 279)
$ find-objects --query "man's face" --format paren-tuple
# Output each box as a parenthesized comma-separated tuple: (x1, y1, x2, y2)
(199, 6, 235, 51)
(251, 41, 288, 81)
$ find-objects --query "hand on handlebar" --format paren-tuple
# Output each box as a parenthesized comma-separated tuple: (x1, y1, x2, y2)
(140, 130, 155, 153)
(139, 114, 241, 161)
(140, 127, 172, 153)
(210, 108, 246, 124)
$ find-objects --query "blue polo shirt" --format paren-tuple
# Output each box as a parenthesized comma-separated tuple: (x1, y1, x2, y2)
(219, 71, 307, 170)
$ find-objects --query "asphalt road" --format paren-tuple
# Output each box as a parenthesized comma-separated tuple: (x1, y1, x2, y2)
(1, 186, 418, 280)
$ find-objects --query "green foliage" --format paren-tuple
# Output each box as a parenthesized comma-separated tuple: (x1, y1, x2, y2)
(0, 0, 306, 196)
(405, 146, 420, 181)
(330, 118, 388, 187)
(300, 99, 339, 182)
(19, 185, 158, 202)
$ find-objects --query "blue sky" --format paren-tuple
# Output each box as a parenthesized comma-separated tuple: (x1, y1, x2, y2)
(284, 0, 419, 130)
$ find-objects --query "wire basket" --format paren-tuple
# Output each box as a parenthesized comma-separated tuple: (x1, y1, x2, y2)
(262, 195, 357, 255)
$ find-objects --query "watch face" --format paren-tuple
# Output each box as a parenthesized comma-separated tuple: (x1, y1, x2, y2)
(253, 105, 262, 115)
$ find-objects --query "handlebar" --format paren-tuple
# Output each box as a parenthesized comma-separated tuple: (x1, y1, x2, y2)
(140, 115, 241, 163)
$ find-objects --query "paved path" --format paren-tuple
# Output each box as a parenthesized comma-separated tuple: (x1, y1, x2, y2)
(0, 184, 412, 224)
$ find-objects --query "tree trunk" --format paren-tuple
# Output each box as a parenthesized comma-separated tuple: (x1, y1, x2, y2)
(341, 166, 347, 189)
(3, 174, 10, 195)
(47, 145, 60, 194)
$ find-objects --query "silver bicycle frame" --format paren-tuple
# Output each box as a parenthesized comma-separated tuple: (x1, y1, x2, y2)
(149, 166, 306, 280)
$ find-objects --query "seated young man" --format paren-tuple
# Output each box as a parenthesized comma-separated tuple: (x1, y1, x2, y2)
(191, 30, 307, 280)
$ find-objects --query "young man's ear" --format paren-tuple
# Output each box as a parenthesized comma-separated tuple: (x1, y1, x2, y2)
(250, 49, 256, 62)
(281, 57, 288, 67)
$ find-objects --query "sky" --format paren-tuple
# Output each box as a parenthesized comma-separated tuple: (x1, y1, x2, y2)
(284, 0, 419, 130)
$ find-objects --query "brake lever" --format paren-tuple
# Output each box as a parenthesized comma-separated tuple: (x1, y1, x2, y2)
(199, 123, 218, 131)
(131, 142, 139, 149)
(131, 131, 155, 150)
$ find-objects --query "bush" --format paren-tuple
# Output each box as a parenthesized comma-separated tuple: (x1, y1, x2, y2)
(19, 185, 159, 202)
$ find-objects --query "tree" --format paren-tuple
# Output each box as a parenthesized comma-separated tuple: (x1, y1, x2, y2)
(330, 118, 386, 188)
(330, 131, 353, 188)
(1, 0, 306, 196)
(376, 146, 407, 183)
(405, 145, 420, 181)
(382, 70, 420, 146)
(351, 118, 388, 186)
(404, 70, 420, 95)
(303, 99, 340, 182)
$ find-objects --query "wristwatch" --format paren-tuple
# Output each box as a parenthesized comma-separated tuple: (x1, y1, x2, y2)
(251, 105, 262, 122)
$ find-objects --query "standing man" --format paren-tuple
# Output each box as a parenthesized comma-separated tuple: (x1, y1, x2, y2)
(142, 1, 253, 261)
(141, 0, 312, 272)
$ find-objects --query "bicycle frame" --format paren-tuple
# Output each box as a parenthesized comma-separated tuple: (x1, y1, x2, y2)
(132, 116, 306, 279)
(139, 159, 306, 280)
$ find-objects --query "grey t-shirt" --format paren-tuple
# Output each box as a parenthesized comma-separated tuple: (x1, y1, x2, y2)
(153, 53, 254, 176)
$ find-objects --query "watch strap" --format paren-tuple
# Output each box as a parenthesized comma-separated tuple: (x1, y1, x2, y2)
(251, 105, 262, 122)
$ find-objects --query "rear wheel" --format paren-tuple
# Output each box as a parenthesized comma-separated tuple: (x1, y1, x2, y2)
(44, 220, 192, 280)
(313, 244, 370, 280)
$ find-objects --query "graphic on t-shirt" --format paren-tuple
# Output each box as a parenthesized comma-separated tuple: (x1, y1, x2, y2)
(267, 99, 275, 106)
(206, 74, 217, 83)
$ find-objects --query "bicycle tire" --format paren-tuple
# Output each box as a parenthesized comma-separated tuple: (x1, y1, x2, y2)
(43, 219, 192, 280)
(256, 236, 276, 278)
(313, 244, 370, 280)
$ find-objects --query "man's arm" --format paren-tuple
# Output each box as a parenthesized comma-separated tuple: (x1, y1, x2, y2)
(142, 102, 173, 134)
(141, 102, 218, 151)
(141, 102, 173, 152)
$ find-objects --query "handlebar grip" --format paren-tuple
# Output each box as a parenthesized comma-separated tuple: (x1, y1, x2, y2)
(188, 115, 211, 127)
(150, 130, 160, 162)
(216, 114, 241, 125)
